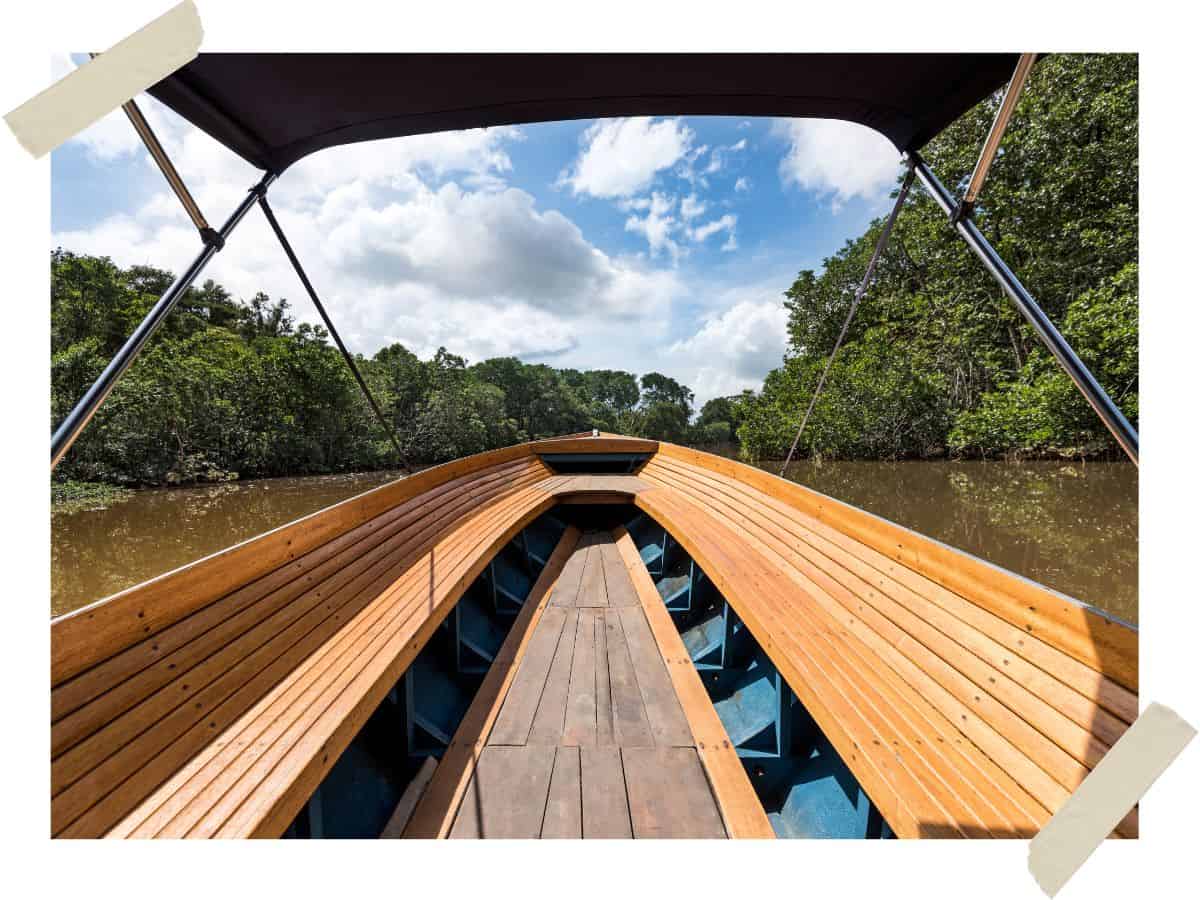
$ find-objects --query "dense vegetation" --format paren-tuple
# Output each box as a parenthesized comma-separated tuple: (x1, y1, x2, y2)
(737, 53, 1138, 461)
(51, 251, 724, 486)
(51, 54, 1136, 487)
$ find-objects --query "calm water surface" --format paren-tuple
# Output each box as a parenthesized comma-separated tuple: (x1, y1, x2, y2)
(51, 460, 1137, 623)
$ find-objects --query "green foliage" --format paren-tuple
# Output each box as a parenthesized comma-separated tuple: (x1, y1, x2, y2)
(950, 264, 1138, 457)
(50, 480, 134, 515)
(739, 53, 1138, 460)
(50, 251, 703, 485)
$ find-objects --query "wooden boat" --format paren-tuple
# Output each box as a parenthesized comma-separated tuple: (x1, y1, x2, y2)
(49, 53, 1139, 839)
(50, 434, 1136, 839)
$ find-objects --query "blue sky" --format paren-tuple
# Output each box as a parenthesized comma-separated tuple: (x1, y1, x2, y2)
(50, 55, 905, 408)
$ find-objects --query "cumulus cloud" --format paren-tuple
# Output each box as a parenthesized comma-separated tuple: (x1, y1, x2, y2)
(624, 192, 683, 262)
(55, 96, 683, 366)
(776, 118, 902, 211)
(668, 297, 788, 404)
(705, 137, 748, 174)
(559, 117, 694, 199)
(687, 214, 737, 245)
(625, 196, 740, 260)
(734, 176, 751, 192)
(680, 194, 706, 221)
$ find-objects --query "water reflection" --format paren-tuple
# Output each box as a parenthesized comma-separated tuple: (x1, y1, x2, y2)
(51, 460, 1137, 624)
(775, 459, 1137, 624)
(51, 470, 406, 617)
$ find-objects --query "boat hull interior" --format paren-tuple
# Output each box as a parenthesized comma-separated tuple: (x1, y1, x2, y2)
(49, 435, 1138, 839)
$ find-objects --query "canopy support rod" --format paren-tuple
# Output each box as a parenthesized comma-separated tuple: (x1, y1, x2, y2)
(955, 53, 1037, 222)
(906, 151, 1139, 465)
(88, 53, 220, 246)
(779, 164, 915, 476)
(256, 196, 414, 475)
(51, 173, 278, 469)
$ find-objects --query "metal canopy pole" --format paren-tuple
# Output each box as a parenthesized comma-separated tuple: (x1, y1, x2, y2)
(779, 165, 916, 476)
(88, 53, 221, 248)
(256, 196, 414, 475)
(906, 151, 1139, 466)
(955, 53, 1037, 222)
(50, 173, 277, 469)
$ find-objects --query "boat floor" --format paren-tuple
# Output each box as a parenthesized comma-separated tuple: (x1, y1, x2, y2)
(409, 530, 738, 839)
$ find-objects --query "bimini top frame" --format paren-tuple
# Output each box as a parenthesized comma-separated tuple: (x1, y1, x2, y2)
(50, 53, 1139, 468)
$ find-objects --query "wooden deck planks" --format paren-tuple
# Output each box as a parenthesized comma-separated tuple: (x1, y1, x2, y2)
(440, 530, 741, 839)
(613, 526, 775, 838)
(523, 609, 579, 746)
(623, 748, 727, 838)
(580, 747, 632, 838)
(561, 610, 599, 746)
(604, 609, 654, 747)
(489, 607, 572, 746)
(449, 746, 556, 838)
(541, 746, 583, 838)
(616, 605, 693, 747)
(576, 540, 609, 608)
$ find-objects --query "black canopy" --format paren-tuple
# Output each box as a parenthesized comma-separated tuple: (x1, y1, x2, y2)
(146, 53, 1022, 173)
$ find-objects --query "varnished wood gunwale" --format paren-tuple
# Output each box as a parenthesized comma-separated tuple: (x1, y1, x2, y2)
(51, 437, 656, 685)
(642, 460, 1120, 777)
(654, 444, 1137, 692)
(65, 478, 555, 837)
(52, 457, 538, 725)
(648, 452, 1137, 725)
(632, 445, 1137, 838)
(49, 434, 1135, 841)
(107, 486, 560, 838)
(51, 464, 546, 802)
(52, 459, 545, 756)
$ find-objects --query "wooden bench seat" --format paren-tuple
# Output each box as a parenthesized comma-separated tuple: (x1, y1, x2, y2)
(50, 434, 1136, 840)
(53, 458, 558, 837)
(634, 445, 1138, 839)
(51, 440, 657, 839)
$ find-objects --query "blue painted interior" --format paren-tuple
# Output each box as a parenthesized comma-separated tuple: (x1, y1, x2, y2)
(284, 500, 893, 839)
(284, 511, 567, 838)
(623, 510, 894, 839)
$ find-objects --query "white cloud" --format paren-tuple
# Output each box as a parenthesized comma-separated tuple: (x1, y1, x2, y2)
(669, 297, 788, 405)
(705, 137, 748, 174)
(675, 143, 711, 187)
(624, 192, 683, 262)
(328, 183, 670, 319)
(688, 214, 737, 244)
(55, 99, 685, 368)
(559, 117, 694, 199)
(734, 176, 751, 192)
(680, 194, 706, 221)
(776, 119, 902, 211)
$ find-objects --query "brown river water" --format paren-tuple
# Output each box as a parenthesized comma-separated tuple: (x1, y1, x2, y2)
(51, 459, 1137, 624)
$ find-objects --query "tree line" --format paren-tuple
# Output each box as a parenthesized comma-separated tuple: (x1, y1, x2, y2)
(735, 53, 1138, 461)
(51, 54, 1137, 487)
(51, 250, 734, 486)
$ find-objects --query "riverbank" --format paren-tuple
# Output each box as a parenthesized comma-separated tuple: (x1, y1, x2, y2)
(50, 481, 134, 516)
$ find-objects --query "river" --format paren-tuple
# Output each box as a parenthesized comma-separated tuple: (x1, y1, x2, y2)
(51, 459, 1137, 623)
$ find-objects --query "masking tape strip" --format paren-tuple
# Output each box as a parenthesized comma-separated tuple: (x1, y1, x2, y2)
(4, 1, 201, 159)
(1029, 701, 1195, 896)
